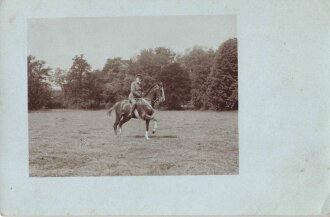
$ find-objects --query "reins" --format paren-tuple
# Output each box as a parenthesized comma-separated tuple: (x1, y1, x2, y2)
(137, 84, 161, 108)
(142, 84, 157, 98)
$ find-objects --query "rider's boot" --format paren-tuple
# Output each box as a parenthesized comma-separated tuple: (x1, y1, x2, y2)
(127, 103, 136, 118)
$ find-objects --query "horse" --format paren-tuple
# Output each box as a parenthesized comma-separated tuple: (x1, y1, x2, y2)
(106, 82, 165, 140)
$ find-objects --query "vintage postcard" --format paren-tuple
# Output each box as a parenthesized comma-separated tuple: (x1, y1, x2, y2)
(0, 0, 329, 216)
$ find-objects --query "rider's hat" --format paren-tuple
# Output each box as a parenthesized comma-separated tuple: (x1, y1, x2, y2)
(136, 74, 142, 79)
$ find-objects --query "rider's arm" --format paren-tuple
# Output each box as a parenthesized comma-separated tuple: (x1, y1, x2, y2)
(131, 82, 142, 98)
(133, 91, 142, 98)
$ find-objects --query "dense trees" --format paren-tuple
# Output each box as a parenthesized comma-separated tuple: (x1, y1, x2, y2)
(28, 38, 238, 111)
(177, 46, 215, 109)
(62, 55, 93, 108)
(100, 57, 131, 104)
(28, 55, 52, 110)
(205, 38, 238, 110)
(158, 63, 191, 109)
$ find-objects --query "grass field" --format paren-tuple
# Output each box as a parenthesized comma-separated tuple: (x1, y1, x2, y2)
(29, 109, 238, 176)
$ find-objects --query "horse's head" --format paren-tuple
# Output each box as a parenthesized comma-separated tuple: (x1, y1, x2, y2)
(154, 82, 165, 103)
(144, 82, 165, 105)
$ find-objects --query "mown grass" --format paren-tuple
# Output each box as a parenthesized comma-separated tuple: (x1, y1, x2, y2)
(29, 109, 238, 176)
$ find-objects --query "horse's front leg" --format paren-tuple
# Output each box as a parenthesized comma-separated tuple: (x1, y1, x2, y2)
(144, 114, 157, 134)
(145, 119, 150, 140)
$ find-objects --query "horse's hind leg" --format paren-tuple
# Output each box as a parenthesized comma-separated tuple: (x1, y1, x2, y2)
(118, 115, 131, 135)
(113, 114, 121, 135)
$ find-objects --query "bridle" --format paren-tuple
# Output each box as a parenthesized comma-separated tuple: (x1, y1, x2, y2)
(137, 83, 165, 108)
(152, 85, 165, 106)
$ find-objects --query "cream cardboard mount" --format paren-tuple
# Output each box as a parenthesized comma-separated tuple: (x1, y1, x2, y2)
(0, 0, 329, 216)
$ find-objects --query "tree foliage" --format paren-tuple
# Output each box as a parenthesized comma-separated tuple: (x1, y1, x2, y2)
(100, 57, 131, 103)
(28, 38, 238, 111)
(27, 55, 52, 110)
(177, 46, 215, 109)
(63, 54, 101, 108)
(205, 38, 238, 110)
(157, 63, 191, 110)
(130, 47, 175, 89)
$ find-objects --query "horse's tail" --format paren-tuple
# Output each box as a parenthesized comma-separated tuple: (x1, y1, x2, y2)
(107, 103, 116, 117)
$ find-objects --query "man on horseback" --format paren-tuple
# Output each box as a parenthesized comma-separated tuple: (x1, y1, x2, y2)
(127, 74, 143, 118)
(107, 75, 165, 139)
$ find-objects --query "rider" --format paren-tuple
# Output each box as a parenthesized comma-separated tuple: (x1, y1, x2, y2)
(128, 74, 143, 118)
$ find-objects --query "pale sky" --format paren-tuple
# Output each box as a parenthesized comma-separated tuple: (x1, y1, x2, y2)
(28, 16, 236, 70)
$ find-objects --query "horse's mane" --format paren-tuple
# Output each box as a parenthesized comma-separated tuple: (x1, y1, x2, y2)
(143, 84, 157, 97)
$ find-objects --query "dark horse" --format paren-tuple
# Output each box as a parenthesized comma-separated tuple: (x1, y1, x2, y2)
(107, 82, 165, 140)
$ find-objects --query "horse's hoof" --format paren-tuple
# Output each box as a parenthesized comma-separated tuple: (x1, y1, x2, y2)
(152, 130, 156, 134)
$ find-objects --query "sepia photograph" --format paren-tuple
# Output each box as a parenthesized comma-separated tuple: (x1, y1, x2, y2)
(28, 16, 238, 176)
(1, 0, 329, 216)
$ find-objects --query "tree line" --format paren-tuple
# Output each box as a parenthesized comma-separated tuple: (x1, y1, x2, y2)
(28, 38, 237, 111)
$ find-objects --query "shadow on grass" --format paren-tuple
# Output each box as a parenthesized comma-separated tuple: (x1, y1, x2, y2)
(128, 135, 178, 138)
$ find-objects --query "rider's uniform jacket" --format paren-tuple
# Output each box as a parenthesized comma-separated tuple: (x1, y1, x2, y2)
(128, 80, 142, 100)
